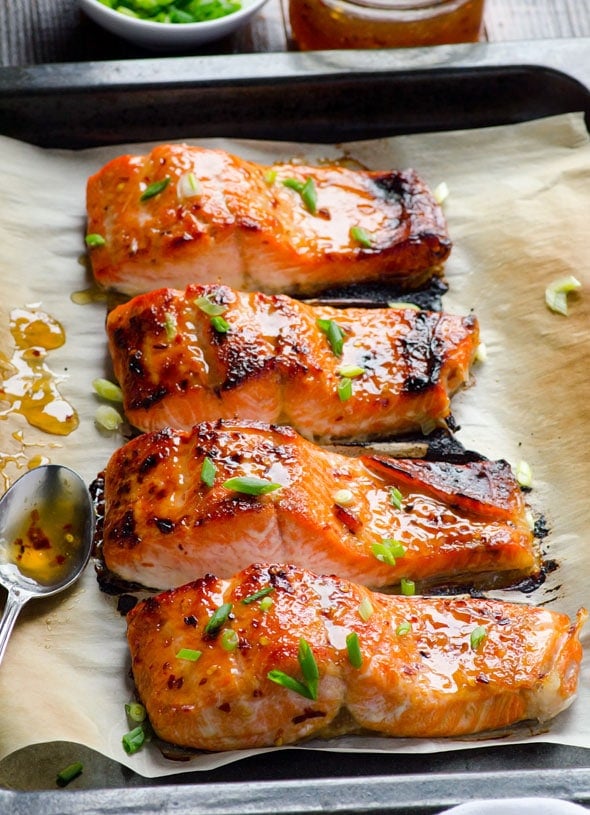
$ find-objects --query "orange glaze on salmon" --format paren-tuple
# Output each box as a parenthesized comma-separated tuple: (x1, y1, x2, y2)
(106, 284, 479, 441)
(86, 144, 451, 297)
(126, 563, 586, 751)
(102, 421, 537, 592)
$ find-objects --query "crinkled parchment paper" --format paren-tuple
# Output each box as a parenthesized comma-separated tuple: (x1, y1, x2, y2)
(0, 112, 589, 779)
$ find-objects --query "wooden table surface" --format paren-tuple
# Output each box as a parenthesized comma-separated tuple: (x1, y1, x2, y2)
(1, 0, 590, 67)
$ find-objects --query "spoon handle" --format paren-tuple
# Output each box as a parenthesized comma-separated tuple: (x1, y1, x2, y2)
(0, 587, 26, 666)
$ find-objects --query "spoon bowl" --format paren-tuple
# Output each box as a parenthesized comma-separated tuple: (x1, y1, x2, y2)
(0, 465, 95, 665)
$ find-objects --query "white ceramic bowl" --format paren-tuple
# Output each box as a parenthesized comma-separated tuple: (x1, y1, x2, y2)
(79, 0, 270, 50)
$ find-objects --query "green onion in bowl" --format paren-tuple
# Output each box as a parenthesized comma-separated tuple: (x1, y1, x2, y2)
(97, 0, 242, 23)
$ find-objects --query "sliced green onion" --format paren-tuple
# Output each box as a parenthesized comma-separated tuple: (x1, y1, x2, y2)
(95, 404, 124, 431)
(92, 377, 123, 403)
(210, 315, 230, 333)
(333, 488, 354, 506)
(194, 295, 227, 317)
(371, 538, 406, 567)
(400, 577, 415, 596)
(346, 631, 363, 669)
(241, 586, 275, 604)
(545, 275, 581, 316)
(85, 233, 106, 248)
(164, 311, 177, 341)
(200, 456, 217, 487)
(515, 459, 533, 489)
(282, 176, 317, 215)
(470, 625, 487, 650)
(259, 596, 274, 612)
(433, 181, 450, 205)
(475, 342, 487, 363)
(267, 637, 319, 700)
(220, 628, 239, 651)
(317, 318, 346, 356)
(177, 171, 201, 199)
(396, 620, 412, 636)
(204, 602, 232, 636)
(56, 761, 83, 787)
(358, 596, 374, 621)
(336, 364, 365, 378)
(125, 702, 146, 723)
(223, 476, 282, 495)
(140, 177, 170, 202)
(264, 169, 277, 184)
(337, 377, 353, 402)
(122, 725, 146, 755)
(388, 487, 403, 510)
(176, 647, 202, 661)
(350, 225, 373, 248)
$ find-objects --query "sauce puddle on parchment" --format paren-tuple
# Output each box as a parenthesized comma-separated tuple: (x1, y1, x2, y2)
(0, 306, 79, 437)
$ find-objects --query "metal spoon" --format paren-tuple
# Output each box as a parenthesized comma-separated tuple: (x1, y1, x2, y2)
(0, 464, 95, 666)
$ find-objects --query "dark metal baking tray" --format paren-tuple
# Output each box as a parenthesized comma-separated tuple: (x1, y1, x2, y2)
(1, 38, 590, 814)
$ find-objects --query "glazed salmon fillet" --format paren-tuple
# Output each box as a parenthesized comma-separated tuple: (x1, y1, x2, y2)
(106, 283, 479, 441)
(86, 144, 451, 296)
(126, 563, 586, 751)
(102, 421, 537, 591)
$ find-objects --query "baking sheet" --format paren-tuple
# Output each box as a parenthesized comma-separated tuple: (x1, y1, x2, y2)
(0, 111, 589, 780)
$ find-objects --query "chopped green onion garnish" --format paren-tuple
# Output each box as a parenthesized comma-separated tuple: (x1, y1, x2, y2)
(177, 172, 201, 199)
(396, 620, 412, 636)
(282, 176, 318, 215)
(317, 318, 346, 356)
(358, 597, 374, 621)
(164, 311, 177, 341)
(350, 225, 373, 248)
(92, 377, 123, 403)
(267, 637, 319, 700)
(371, 538, 406, 567)
(125, 702, 146, 723)
(389, 487, 403, 510)
(337, 377, 353, 402)
(223, 476, 282, 495)
(475, 342, 488, 363)
(95, 404, 124, 431)
(333, 488, 354, 506)
(346, 631, 363, 669)
(433, 181, 450, 205)
(85, 233, 106, 248)
(545, 275, 581, 315)
(139, 177, 170, 202)
(194, 295, 227, 317)
(259, 596, 274, 612)
(241, 586, 275, 604)
(336, 364, 365, 378)
(400, 578, 415, 596)
(470, 625, 487, 650)
(176, 647, 202, 661)
(515, 459, 533, 489)
(220, 628, 239, 651)
(264, 169, 277, 184)
(122, 725, 146, 755)
(56, 761, 83, 787)
(211, 315, 230, 333)
(200, 456, 217, 487)
(204, 602, 233, 636)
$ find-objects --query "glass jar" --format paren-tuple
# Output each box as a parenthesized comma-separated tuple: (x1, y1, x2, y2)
(288, 0, 485, 50)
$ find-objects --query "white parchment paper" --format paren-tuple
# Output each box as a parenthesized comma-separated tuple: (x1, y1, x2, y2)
(0, 113, 589, 778)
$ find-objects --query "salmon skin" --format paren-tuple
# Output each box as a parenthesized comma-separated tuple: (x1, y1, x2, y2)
(102, 420, 537, 592)
(126, 562, 586, 751)
(85, 144, 451, 297)
(106, 283, 479, 441)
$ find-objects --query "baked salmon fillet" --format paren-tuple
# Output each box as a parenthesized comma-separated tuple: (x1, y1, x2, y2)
(106, 283, 479, 440)
(86, 144, 451, 297)
(102, 420, 537, 591)
(126, 563, 586, 751)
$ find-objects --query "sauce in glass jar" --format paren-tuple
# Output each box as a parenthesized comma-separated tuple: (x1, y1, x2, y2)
(289, 0, 485, 50)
